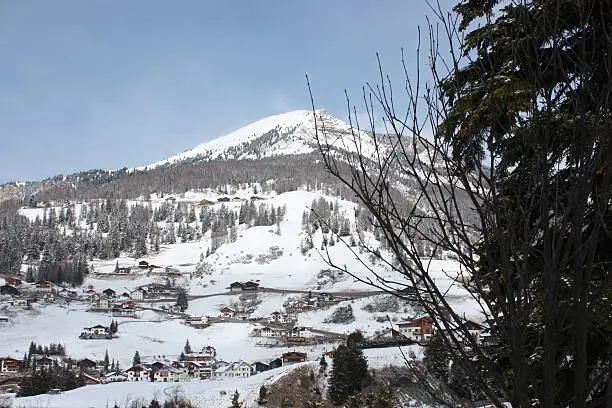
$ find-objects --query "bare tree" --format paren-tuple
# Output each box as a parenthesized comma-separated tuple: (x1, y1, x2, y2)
(307, 1, 611, 408)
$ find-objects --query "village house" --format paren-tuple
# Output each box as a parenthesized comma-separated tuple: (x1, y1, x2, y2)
(103, 371, 127, 383)
(282, 351, 307, 365)
(396, 316, 435, 342)
(83, 374, 101, 385)
(78, 358, 97, 370)
(186, 315, 209, 328)
(243, 281, 259, 291)
(229, 282, 243, 293)
(125, 364, 151, 382)
(35, 281, 54, 293)
(58, 288, 78, 298)
(462, 321, 484, 344)
(0, 357, 22, 373)
(91, 296, 110, 310)
(0, 316, 9, 323)
(268, 311, 288, 324)
(43, 293, 56, 303)
(185, 346, 217, 362)
(213, 361, 252, 378)
(130, 288, 146, 301)
(198, 199, 215, 206)
(0, 284, 19, 296)
(120, 292, 131, 300)
(11, 298, 28, 307)
(259, 326, 289, 338)
(80, 324, 112, 339)
(153, 366, 182, 382)
(254, 361, 270, 374)
(138, 260, 149, 269)
(4, 276, 22, 286)
(102, 288, 116, 298)
(219, 306, 236, 318)
(34, 356, 59, 371)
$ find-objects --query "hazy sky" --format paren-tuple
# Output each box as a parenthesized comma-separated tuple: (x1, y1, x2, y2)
(0, 0, 454, 183)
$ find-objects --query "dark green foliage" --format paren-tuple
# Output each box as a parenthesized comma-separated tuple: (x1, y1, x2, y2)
(176, 289, 189, 311)
(230, 390, 242, 408)
(328, 345, 369, 405)
(132, 351, 141, 366)
(346, 330, 364, 347)
(184, 339, 192, 354)
(422, 332, 450, 383)
(258, 385, 268, 405)
(17, 368, 84, 397)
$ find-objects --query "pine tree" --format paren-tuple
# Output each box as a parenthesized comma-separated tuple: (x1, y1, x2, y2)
(184, 339, 192, 354)
(176, 289, 189, 312)
(423, 332, 450, 383)
(257, 385, 268, 405)
(328, 345, 368, 405)
(229, 390, 242, 408)
(132, 351, 141, 366)
(103, 350, 110, 372)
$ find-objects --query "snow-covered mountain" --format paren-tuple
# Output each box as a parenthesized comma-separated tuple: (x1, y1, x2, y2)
(135, 109, 375, 170)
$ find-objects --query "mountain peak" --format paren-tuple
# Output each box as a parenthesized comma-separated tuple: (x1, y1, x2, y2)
(134, 109, 357, 171)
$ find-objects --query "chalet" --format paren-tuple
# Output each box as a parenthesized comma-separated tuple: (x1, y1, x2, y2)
(478, 328, 500, 346)
(282, 351, 307, 365)
(0, 284, 19, 295)
(104, 371, 127, 383)
(229, 282, 243, 293)
(289, 326, 313, 338)
(186, 315, 209, 328)
(396, 316, 435, 342)
(254, 361, 270, 374)
(102, 288, 116, 298)
(213, 361, 252, 378)
(219, 307, 236, 318)
(125, 364, 151, 382)
(185, 346, 217, 362)
(462, 320, 484, 343)
(59, 288, 78, 298)
(243, 281, 259, 291)
(0, 316, 9, 323)
(83, 289, 98, 299)
(217, 197, 230, 202)
(269, 358, 283, 369)
(80, 324, 112, 339)
(83, 374, 101, 385)
(43, 293, 56, 303)
(130, 289, 146, 301)
(138, 260, 149, 269)
(92, 296, 110, 310)
(120, 292, 131, 299)
(198, 199, 215, 206)
(4, 276, 22, 286)
(11, 299, 28, 307)
(0, 357, 22, 373)
(35, 281, 53, 293)
(112, 305, 137, 317)
(78, 358, 97, 370)
(34, 356, 56, 371)
(268, 311, 287, 324)
(117, 267, 131, 274)
(153, 366, 182, 382)
(260, 326, 288, 338)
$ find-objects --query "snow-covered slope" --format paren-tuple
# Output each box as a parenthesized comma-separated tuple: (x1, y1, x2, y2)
(135, 109, 376, 170)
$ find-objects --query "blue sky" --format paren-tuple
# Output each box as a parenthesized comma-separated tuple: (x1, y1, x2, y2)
(0, 0, 454, 183)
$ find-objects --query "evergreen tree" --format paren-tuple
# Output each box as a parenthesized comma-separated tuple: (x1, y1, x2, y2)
(176, 289, 189, 312)
(184, 339, 192, 354)
(423, 332, 450, 383)
(103, 349, 110, 372)
(229, 390, 242, 408)
(132, 351, 141, 366)
(257, 385, 268, 405)
(328, 344, 368, 405)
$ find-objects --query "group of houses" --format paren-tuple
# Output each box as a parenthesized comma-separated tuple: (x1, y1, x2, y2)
(284, 292, 340, 312)
(0, 278, 64, 305)
(254, 325, 316, 343)
(118, 348, 308, 384)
